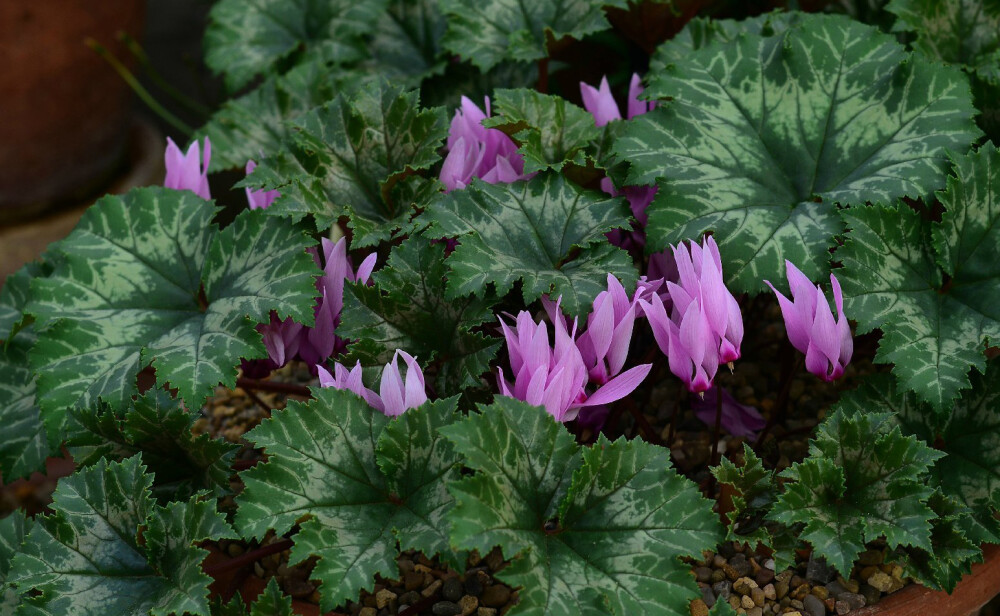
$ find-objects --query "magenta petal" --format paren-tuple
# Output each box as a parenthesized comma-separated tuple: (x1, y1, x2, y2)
(579, 363, 651, 408)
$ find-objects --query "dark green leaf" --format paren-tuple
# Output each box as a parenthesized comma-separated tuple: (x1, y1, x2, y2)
(196, 62, 341, 172)
(439, 0, 628, 71)
(1, 512, 31, 614)
(442, 400, 722, 616)
(250, 81, 448, 245)
(8, 456, 235, 616)
(896, 491, 981, 592)
(203, 0, 389, 91)
(1, 261, 49, 342)
(236, 391, 461, 611)
(27, 188, 318, 421)
(712, 444, 789, 563)
(0, 327, 49, 481)
(363, 0, 447, 84)
(68, 389, 238, 502)
(482, 89, 602, 173)
(887, 0, 1000, 85)
(770, 411, 942, 576)
(421, 172, 636, 316)
(650, 11, 805, 70)
(618, 13, 980, 292)
(838, 145, 1000, 411)
(250, 578, 294, 616)
(339, 236, 499, 396)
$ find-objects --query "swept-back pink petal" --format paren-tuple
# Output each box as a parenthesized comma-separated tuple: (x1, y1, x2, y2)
(577, 363, 651, 408)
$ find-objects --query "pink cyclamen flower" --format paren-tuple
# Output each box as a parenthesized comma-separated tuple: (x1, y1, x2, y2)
(164, 136, 211, 199)
(765, 261, 853, 382)
(576, 274, 643, 385)
(639, 236, 743, 394)
(580, 74, 657, 249)
(497, 303, 651, 423)
(299, 237, 378, 366)
(318, 350, 427, 416)
(245, 160, 280, 210)
(439, 96, 531, 191)
(691, 386, 766, 439)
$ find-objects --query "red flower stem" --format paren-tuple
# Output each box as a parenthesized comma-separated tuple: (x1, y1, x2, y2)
(236, 378, 312, 397)
(710, 383, 723, 469)
(754, 353, 803, 449)
(203, 538, 294, 578)
(239, 386, 273, 418)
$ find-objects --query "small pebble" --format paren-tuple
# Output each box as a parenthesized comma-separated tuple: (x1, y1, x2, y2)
(422, 579, 443, 598)
(432, 601, 462, 616)
(859, 584, 881, 606)
(359, 609, 376, 616)
(763, 584, 776, 600)
(480, 585, 511, 608)
(477, 609, 496, 616)
(748, 608, 762, 616)
(459, 595, 478, 616)
(825, 581, 846, 597)
(802, 593, 826, 616)
(867, 571, 893, 593)
(695, 567, 712, 583)
(464, 574, 484, 597)
(835, 600, 850, 615)
(713, 581, 732, 600)
(741, 594, 755, 609)
(690, 599, 710, 616)
(711, 568, 728, 583)
(840, 592, 866, 610)
(755, 567, 775, 586)
(404, 571, 424, 591)
(734, 577, 757, 595)
(443, 577, 464, 602)
(399, 591, 420, 605)
(750, 587, 765, 607)
(811, 586, 828, 601)
(775, 580, 789, 600)
(702, 586, 716, 608)
(375, 589, 397, 610)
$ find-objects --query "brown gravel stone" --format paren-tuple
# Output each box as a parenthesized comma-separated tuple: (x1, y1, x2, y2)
(477, 609, 496, 616)
(422, 579, 443, 598)
(480, 584, 511, 608)
(751, 587, 765, 607)
(459, 595, 479, 616)
(690, 598, 710, 616)
(404, 571, 424, 591)
(374, 589, 396, 610)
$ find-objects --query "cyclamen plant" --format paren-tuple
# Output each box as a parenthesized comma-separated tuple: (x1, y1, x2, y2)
(2, 2, 999, 616)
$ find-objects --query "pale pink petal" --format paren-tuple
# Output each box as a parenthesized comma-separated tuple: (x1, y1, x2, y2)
(578, 363, 652, 408)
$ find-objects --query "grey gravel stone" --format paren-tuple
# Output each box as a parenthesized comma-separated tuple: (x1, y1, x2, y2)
(803, 593, 827, 616)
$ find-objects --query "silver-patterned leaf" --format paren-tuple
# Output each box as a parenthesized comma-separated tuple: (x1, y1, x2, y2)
(617, 13, 981, 292)
(27, 187, 318, 421)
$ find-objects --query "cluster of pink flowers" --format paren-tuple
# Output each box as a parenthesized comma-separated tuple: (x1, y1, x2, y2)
(164, 100, 854, 432)
(318, 351, 428, 417)
(257, 237, 377, 371)
(497, 292, 652, 423)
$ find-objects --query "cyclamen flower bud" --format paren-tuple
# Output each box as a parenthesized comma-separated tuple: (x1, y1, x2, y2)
(765, 261, 853, 382)
(164, 136, 211, 199)
(318, 350, 428, 416)
(439, 96, 531, 191)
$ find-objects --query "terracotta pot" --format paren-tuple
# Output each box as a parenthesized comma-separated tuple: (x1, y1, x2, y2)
(0, 0, 145, 220)
(856, 544, 1000, 616)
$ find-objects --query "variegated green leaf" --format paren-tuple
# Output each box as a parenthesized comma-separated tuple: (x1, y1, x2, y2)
(27, 187, 318, 422)
(420, 172, 636, 316)
(340, 236, 499, 396)
(887, 0, 1000, 85)
(363, 0, 447, 84)
(482, 89, 603, 173)
(845, 364, 1000, 547)
(896, 491, 981, 593)
(1, 512, 31, 614)
(203, 0, 389, 91)
(711, 444, 795, 567)
(838, 147, 1000, 411)
(248, 81, 447, 245)
(1, 261, 49, 341)
(770, 411, 943, 577)
(650, 11, 805, 70)
(236, 391, 461, 611)
(0, 327, 49, 482)
(196, 62, 341, 172)
(439, 0, 628, 72)
(617, 13, 980, 292)
(442, 400, 722, 616)
(68, 389, 238, 503)
(8, 456, 235, 616)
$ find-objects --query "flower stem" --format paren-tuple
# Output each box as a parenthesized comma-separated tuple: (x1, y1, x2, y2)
(117, 32, 211, 117)
(203, 538, 294, 578)
(754, 353, 803, 448)
(86, 38, 193, 135)
(710, 383, 723, 468)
